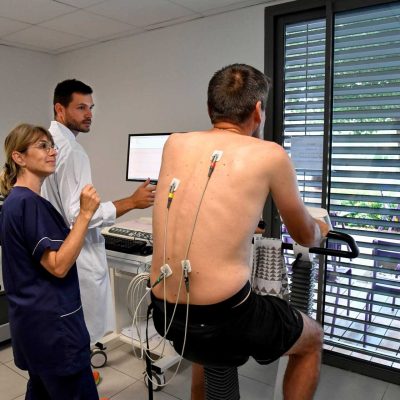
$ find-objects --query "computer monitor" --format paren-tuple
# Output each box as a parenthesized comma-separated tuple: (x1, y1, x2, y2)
(126, 133, 171, 182)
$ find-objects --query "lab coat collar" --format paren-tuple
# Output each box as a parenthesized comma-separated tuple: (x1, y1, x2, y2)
(50, 120, 77, 142)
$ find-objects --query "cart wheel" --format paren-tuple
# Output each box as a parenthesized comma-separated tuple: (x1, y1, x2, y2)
(91, 349, 107, 368)
(144, 372, 165, 391)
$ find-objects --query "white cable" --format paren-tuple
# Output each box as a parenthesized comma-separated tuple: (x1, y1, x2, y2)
(183, 177, 211, 260)
(126, 270, 189, 388)
(163, 210, 169, 267)
(126, 272, 153, 359)
(131, 286, 151, 359)
(126, 270, 182, 363)
(143, 156, 218, 388)
(142, 292, 190, 388)
(144, 264, 185, 361)
(126, 272, 149, 319)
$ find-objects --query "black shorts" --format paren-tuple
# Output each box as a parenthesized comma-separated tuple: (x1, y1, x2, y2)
(151, 282, 303, 367)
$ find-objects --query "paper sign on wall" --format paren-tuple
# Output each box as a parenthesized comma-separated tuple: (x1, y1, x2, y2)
(290, 136, 323, 171)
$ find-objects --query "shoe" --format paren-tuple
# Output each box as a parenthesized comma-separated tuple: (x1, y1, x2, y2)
(93, 370, 102, 385)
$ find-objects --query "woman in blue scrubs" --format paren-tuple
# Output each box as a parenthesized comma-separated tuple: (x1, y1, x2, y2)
(0, 123, 105, 400)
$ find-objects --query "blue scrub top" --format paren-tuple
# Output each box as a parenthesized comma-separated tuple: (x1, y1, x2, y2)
(0, 187, 90, 375)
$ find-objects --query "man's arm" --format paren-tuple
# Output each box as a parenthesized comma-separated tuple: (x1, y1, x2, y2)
(53, 146, 116, 229)
(268, 145, 329, 247)
(113, 178, 156, 218)
(53, 145, 154, 227)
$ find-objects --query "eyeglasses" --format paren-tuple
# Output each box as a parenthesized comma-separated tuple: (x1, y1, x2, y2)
(29, 142, 59, 153)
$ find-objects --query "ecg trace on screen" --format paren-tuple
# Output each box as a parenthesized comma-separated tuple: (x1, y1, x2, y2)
(126, 134, 170, 182)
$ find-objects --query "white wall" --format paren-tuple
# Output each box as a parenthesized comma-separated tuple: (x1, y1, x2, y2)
(0, 45, 54, 164)
(54, 5, 266, 220)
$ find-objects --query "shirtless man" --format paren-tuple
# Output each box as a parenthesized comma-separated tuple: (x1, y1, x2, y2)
(150, 63, 329, 400)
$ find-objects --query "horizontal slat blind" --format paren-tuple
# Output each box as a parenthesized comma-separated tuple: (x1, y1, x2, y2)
(327, 3, 400, 364)
(284, 19, 326, 136)
(282, 2, 400, 369)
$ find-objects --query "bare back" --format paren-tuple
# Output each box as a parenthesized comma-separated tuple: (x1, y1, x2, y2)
(151, 130, 314, 304)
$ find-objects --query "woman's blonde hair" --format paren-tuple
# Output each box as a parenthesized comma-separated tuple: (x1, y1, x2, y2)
(0, 123, 53, 196)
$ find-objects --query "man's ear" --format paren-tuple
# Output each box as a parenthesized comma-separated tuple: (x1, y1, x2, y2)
(54, 103, 64, 120)
(11, 151, 25, 167)
(254, 101, 263, 123)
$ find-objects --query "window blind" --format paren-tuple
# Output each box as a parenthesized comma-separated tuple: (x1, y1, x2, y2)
(282, 2, 400, 368)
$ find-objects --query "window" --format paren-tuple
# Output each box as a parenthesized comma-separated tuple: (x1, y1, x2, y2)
(265, 0, 400, 382)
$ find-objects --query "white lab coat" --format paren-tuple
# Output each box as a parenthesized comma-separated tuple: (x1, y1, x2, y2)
(42, 121, 116, 343)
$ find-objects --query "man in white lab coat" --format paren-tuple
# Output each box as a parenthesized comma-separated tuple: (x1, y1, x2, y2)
(42, 79, 156, 343)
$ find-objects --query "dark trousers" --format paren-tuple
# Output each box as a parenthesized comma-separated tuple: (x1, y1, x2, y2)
(25, 366, 99, 400)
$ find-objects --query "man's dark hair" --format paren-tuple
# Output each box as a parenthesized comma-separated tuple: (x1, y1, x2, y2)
(53, 79, 93, 115)
(207, 64, 272, 125)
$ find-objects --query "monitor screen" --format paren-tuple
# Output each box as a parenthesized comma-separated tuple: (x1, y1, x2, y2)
(126, 133, 171, 182)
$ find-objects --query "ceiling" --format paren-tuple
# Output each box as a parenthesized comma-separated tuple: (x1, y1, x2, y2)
(0, 0, 280, 55)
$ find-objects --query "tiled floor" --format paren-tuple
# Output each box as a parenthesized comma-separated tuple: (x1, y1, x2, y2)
(1, 339, 399, 400)
(322, 275, 400, 366)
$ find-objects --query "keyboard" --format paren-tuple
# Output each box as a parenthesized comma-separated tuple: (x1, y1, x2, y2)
(103, 226, 152, 242)
(104, 236, 148, 255)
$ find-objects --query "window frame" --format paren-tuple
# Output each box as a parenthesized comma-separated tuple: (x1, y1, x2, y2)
(264, 0, 400, 384)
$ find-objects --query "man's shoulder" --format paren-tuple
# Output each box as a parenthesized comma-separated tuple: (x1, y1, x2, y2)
(49, 122, 81, 148)
(251, 138, 285, 153)
(262, 138, 284, 149)
(165, 131, 196, 147)
(168, 131, 196, 140)
(49, 121, 72, 138)
(50, 130, 87, 160)
(239, 139, 288, 172)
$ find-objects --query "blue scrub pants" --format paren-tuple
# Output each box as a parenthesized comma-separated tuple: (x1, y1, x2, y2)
(25, 366, 99, 400)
